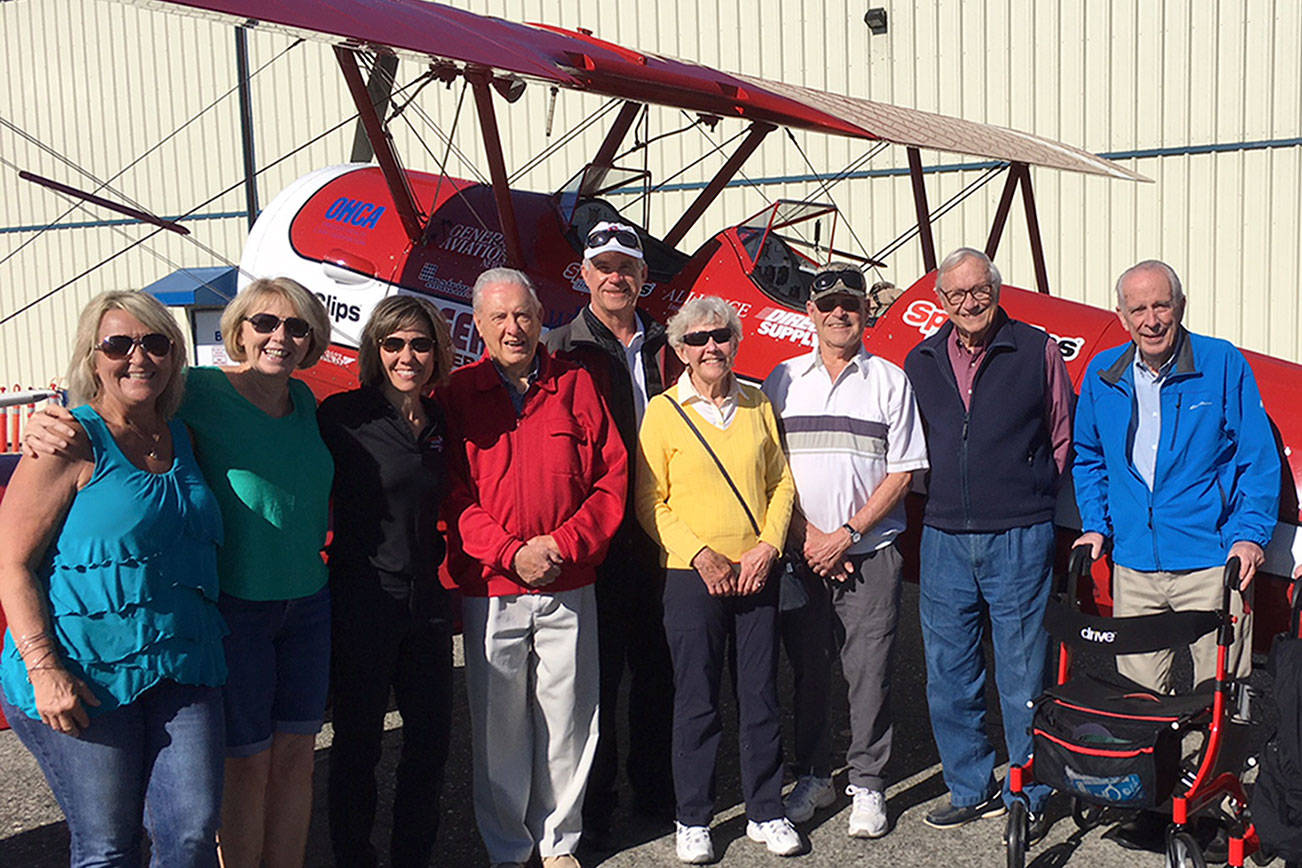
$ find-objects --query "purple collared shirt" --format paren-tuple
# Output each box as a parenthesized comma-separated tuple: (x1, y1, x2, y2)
(946, 328, 1073, 474)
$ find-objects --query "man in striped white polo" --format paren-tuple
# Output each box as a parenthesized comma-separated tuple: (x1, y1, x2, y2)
(762, 263, 929, 840)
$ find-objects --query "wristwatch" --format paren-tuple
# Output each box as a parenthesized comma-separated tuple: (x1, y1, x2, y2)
(841, 523, 862, 544)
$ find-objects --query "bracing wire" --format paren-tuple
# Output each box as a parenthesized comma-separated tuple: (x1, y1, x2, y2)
(869, 164, 1006, 263)
(0, 38, 304, 271)
(1, 110, 366, 325)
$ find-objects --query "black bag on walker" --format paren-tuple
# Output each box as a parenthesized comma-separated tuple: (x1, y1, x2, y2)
(1031, 694, 1184, 808)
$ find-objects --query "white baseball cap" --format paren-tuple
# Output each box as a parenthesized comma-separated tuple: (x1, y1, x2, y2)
(584, 221, 644, 261)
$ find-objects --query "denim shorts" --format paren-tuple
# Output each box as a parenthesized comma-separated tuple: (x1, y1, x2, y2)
(219, 584, 331, 757)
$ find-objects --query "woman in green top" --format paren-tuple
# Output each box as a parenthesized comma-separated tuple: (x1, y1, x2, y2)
(188, 277, 333, 868)
(28, 276, 334, 868)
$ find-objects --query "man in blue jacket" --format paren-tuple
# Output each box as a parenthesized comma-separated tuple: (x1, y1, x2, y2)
(1072, 259, 1280, 848)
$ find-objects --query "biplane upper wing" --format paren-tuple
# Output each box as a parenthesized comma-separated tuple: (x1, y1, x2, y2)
(115, 0, 1146, 181)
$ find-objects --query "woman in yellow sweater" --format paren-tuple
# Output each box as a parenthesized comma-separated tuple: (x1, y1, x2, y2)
(635, 295, 797, 863)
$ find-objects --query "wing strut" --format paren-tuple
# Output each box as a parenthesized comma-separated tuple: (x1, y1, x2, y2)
(1017, 163, 1051, 294)
(579, 101, 643, 197)
(335, 47, 424, 244)
(664, 121, 774, 248)
(906, 147, 937, 273)
(984, 167, 1019, 260)
(467, 67, 525, 268)
(984, 163, 1050, 293)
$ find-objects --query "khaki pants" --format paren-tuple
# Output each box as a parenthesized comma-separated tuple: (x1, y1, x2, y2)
(1112, 564, 1252, 693)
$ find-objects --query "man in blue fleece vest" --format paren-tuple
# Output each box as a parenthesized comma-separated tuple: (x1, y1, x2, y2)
(904, 248, 1073, 841)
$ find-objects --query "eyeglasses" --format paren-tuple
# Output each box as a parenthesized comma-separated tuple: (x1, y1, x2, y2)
(586, 226, 642, 251)
(813, 293, 863, 313)
(812, 269, 866, 293)
(380, 336, 435, 354)
(244, 313, 312, 338)
(96, 333, 173, 359)
(938, 283, 994, 305)
(681, 327, 734, 347)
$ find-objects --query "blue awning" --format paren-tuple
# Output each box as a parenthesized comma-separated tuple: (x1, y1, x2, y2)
(143, 267, 237, 307)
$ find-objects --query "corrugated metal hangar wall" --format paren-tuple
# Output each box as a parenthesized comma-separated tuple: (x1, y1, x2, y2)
(1, 0, 1299, 391)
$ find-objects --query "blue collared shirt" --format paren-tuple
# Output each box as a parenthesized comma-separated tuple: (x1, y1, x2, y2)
(1130, 336, 1180, 490)
(492, 356, 540, 415)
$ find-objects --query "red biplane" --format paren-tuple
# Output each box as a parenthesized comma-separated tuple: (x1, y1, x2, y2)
(2, 0, 1299, 648)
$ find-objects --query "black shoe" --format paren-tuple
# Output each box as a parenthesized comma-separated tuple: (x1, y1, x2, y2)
(1198, 819, 1229, 865)
(1027, 811, 1052, 846)
(1001, 809, 1052, 847)
(1111, 811, 1168, 853)
(632, 792, 677, 824)
(581, 822, 613, 853)
(925, 792, 1007, 829)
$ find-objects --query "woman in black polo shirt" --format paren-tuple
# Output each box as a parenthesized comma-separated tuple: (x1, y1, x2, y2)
(317, 295, 456, 868)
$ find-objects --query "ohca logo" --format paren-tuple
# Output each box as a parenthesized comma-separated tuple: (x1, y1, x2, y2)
(324, 197, 385, 230)
(1080, 625, 1117, 643)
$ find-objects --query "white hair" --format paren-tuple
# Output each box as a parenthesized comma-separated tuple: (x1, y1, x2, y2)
(471, 267, 541, 312)
(1115, 260, 1184, 307)
(666, 295, 743, 348)
(936, 247, 1003, 292)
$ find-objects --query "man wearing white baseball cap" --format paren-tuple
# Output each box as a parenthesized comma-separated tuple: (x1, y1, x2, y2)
(545, 221, 680, 846)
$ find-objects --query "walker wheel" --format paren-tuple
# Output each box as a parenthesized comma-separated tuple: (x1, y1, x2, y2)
(1165, 829, 1207, 868)
(1006, 800, 1027, 868)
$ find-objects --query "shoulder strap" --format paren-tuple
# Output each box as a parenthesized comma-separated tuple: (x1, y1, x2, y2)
(663, 395, 761, 536)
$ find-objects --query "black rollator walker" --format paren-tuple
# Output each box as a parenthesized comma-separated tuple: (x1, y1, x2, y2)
(1006, 547, 1259, 868)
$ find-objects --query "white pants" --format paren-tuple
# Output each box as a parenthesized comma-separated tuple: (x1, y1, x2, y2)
(462, 586, 600, 863)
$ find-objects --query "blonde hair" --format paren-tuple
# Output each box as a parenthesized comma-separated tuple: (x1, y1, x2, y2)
(357, 295, 455, 390)
(221, 277, 331, 369)
(65, 290, 189, 418)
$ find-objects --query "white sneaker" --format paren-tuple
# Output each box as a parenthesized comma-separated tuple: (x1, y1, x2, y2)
(746, 817, 803, 856)
(783, 775, 835, 823)
(675, 821, 714, 864)
(846, 785, 889, 838)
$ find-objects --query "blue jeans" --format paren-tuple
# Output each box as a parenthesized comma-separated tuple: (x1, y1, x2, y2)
(1, 680, 223, 867)
(919, 522, 1053, 812)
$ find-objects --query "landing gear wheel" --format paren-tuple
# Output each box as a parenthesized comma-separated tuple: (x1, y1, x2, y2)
(1165, 829, 1207, 868)
(1006, 800, 1027, 868)
(1072, 798, 1106, 830)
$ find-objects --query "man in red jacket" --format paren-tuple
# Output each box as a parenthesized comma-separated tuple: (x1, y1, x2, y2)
(441, 267, 628, 868)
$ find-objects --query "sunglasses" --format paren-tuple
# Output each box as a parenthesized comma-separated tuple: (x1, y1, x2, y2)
(96, 333, 173, 359)
(380, 336, 435, 354)
(586, 226, 642, 251)
(681, 327, 734, 347)
(811, 269, 866, 293)
(244, 313, 312, 339)
(813, 293, 864, 313)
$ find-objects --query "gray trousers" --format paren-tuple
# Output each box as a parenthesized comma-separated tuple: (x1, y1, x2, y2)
(780, 544, 902, 791)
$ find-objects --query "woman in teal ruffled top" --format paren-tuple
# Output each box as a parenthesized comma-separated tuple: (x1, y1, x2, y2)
(0, 290, 227, 866)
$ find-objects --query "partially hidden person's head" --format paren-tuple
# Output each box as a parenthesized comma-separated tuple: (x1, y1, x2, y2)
(67, 289, 189, 418)
(1114, 259, 1186, 372)
(221, 277, 331, 373)
(806, 262, 868, 353)
(580, 221, 647, 323)
(357, 295, 455, 398)
(471, 268, 544, 374)
(934, 247, 1002, 344)
(667, 295, 743, 389)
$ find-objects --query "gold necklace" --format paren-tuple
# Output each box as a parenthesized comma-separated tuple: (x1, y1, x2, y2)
(118, 418, 165, 459)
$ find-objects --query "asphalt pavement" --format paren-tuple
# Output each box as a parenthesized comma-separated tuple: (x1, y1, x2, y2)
(0, 582, 1279, 867)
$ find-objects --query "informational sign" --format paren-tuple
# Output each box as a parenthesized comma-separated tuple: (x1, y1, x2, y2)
(191, 308, 230, 367)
